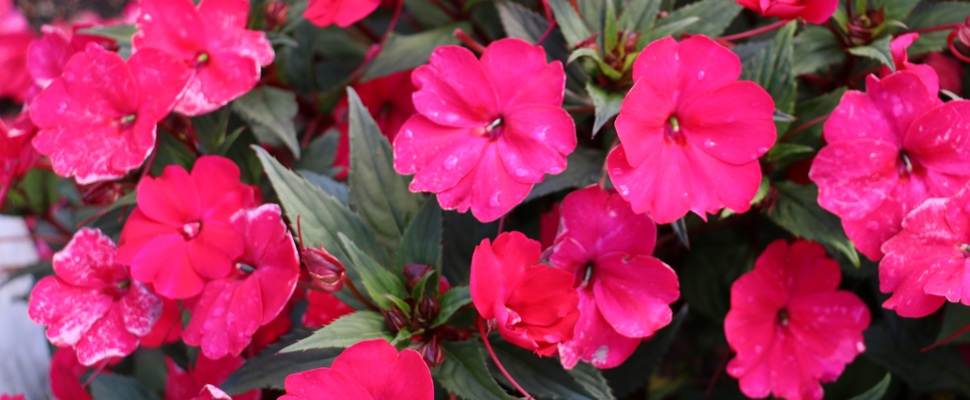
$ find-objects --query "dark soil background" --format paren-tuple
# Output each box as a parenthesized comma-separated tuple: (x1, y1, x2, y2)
(15, 0, 127, 26)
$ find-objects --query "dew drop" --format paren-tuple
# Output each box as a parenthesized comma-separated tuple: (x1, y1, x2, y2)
(704, 139, 716, 148)
(490, 192, 502, 207)
(697, 70, 706, 80)
(856, 341, 865, 352)
(617, 185, 630, 196)
(444, 155, 459, 170)
(514, 168, 529, 178)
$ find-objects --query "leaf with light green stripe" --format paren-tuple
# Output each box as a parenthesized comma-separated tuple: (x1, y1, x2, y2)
(282, 311, 392, 353)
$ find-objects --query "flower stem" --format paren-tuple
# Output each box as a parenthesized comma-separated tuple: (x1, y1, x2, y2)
(454, 28, 487, 54)
(922, 321, 970, 352)
(718, 19, 790, 42)
(535, 0, 557, 45)
(476, 318, 534, 400)
(342, 275, 380, 311)
(910, 23, 963, 35)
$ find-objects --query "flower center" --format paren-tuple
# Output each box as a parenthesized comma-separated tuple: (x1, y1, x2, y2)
(235, 263, 256, 274)
(580, 262, 594, 289)
(119, 114, 136, 130)
(195, 52, 210, 68)
(664, 115, 686, 145)
(898, 150, 914, 175)
(181, 221, 202, 239)
(479, 117, 504, 141)
(960, 243, 970, 256)
(776, 308, 790, 327)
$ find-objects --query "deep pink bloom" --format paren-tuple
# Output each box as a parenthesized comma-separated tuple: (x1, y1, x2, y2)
(609, 35, 776, 224)
(809, 72, 970, 260)
(29, 43, 190, 184)
(28, 228, 163, 366)
(165, 354, 257, 400)
(133, 0, 275, 116)
(394, 38, 577, 222)
(182, 204, 300, 359)
(192, 385, 232, 400)
(304, 0, 380, 27)
(924, 52, 964, 94)
(725, 240, 870, 400)
(49, 348, 92, 400)
(118, 156, 258, 299)
(880, 33, 940, 97)
(550, 186, 680, 369)
(0, 114, 39, 197)
(0, 0, 32, 102)
(471, 231, 580, 356)
(280, 339, 433, 400)
(27, 24, 118, 91)
(141, 298, 183, 347)
(303, 289, 354, 328)
(879, 182, 970, 317)
(736, 0, 838, 24)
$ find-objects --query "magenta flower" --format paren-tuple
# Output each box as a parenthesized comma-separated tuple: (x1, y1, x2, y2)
(303, 290, 354, 328)
(0, 0, 32, 102)
(809, 72, 970, 260)
(117, 156, 258, 299)
(165, 354, 257, 400)
(880, 33, 940, 97)
(471, 231, 580, 356)
(0, 114, 38, 199)
(550, 186, 679, 369)
(182, 204, 300, 359)
(28, 43, 190, 184)
(608, 35, 776, 224)
(27, 24, 117, 91)
(736, 0, 838, 24)
(304, 0, 381, 28)
(133, 0, 275, 116)
(880, 180, 970, 317)
(394, 38, 577, 222)
(28, 228, 162, 366)
(725, 240, 870, 400)
(281, 339, 433, 400)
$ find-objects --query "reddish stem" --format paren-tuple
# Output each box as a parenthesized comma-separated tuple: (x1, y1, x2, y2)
(910, 23, 964, 35)
(922, 321, 970, 352)
(718, 19, 790, 42)
(342, 275, 380, 311)
(476, 318, 534, 400)
(704, 347, 733, 399)
(535, 0, 557, 45)
(780, 113, 830, 142)
(382, 0, 405, 43)
(454, 28, 487, 54)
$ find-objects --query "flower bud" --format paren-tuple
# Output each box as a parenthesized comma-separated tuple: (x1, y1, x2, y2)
(418, 335, 445, 367)
(78, 181, 124, 206)
(414, 296, 440, 326)
(264, 0, 289, 30)
(403, 263, 433, 290)
(304, 247, 345, 292)
(952, 17, 970, 63)
(382, 306, 409, 333)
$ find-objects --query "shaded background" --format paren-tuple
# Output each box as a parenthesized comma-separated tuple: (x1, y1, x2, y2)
(15, 0, 126, 26)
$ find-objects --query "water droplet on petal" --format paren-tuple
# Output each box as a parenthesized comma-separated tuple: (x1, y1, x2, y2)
(490, 192, 502, 207)
(697, 70, 705, 80)
(514, 168, 529, 178)
(704, 139, 716, 148)
(444, 155, 459, 170)
(617, 185, 629, 196)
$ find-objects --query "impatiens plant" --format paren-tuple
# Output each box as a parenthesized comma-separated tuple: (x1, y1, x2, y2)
(4, 0, 970, 399)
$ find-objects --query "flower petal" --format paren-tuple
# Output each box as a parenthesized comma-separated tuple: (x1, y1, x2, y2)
(411, 45, 498, 128)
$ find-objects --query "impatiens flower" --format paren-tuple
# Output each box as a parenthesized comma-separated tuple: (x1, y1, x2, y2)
(550, 186, 680, 369)
(303, 290, 354, 328)
(0, 0, 33, 102)
(50, 348, 92, 400)
(165, 354, 257, 400)
(118, 156, 258, 299)
(725, 240, 870, 400)
(880, 181, 970, 317)
(394, 38, 577, 222)
(809, 72, 970, 260)
(736, 0, 838, 24)
(28, 228, 163, 366)
(29, 43, 191, 184)
(27, 24, 118, 90)
(280, 339, 433, 400)
(304, 0, 381, 28)
(924, 52, 964, 94)
(0, 114, 38, 201)
(880, 33, 940, 97)
(182, 204, 300, 359)
(609, 35, 776, 224)
(133, 0, 275, 116)
(470, 231, 580, 356)
(140, 298, 183, 347)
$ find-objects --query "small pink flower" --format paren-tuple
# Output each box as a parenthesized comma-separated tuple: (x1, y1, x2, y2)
(736, 0, 838, 24)
(880, 33, 940, 96)
(471, 231, 580, 356)
(29, 43, 191, 184)
(28, 228, 163, 366)
(880, 181, 970, 317)
(0, 114, 39, 197)
(118, 156, 258, 299)
(133, 0, 275, 116)
(280, 339, 433, 400)
(725, 240, 870, 400)
(165, 354, 257, 400)
(809, 72, 970, 260)
(182, 204, 300, 359)
(609, 35, 776, 224)
(550, 186, 679, 369)
(394, 38, 577, 222)
(304, 0, 381, 28)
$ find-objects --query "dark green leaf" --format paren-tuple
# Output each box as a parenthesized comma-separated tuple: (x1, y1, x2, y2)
(618, 0, 661, 32)
(433, 286, 471, 327)
(603, 1, 619, 52)
(848, 373, 892, 400)
(605, 306, 688, 396)
(526, 147, 604, 202)
(793, 26, 846, 75)
(363, 24, 465, 80)
(282, 311, 392, 353)
(586, 83, 624, 138)
(878, 0, 920, 20)
(295, 129, 341, 176)
(442, 210, 498, 285)
(78, 25, 136, 43)
(404, 0, 455, 28)
(347, 88, 422, 254)
(865, 317, 970, 396)
(906, 3, 970, 55)
(936, 303, 970, 345)
(639, 16, 700, 45)
(848, 35, 895, 72)
(496, 0, 548, 42)
(90, 374, 157, 400)
(299, 170, 349, 205)
(568, 362, 615, 400)
(395, 197, 443, 270)
(490, 341, 596, 399)
(764, 143, 815, 162)
(192, 107, 230, 154)
(671, 217, 690, 248)
(654, 0, 741, 38)
(338, 233, 409, 310)
(434, 340, 516, 400)
(578, 0, 607, 40)
(681, 230, 753, 320)
(222, 329, 341, 393)
(789, 87, 847, 145)
(232, 86, 301, 158)
(549, 0, 593, 47)
(767, 182, 860, 267)
(741, 22, 797, 134)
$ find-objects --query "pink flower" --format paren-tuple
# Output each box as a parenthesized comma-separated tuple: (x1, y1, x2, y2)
(808, 72, 970, 260)
(550, 186, 679, 369)
(28, 228, 163, 366)
(725, 240, 870, 400)
(924, 52, 964, 94)
(303, 290, 354, 328)
(471, 231, 580, 356)
(394, 38, 577, 222)
(165, 354, 257, 400)
(182, 204, 300, 359)
(880, 33, 940, 97)
(118, 156, 258, 299)
(609, 35, 776, 224)
(0, 0, 32, 102)
(27, 24, 118, 91)
(133, 0, 275, 116)
(879, 181, 970, 317)
(736, 0, 838, 24)
(49, 348, 92, 400)
(280, 339, 433, 400)
(29, 43, 190, 184)
(304, 0, 381, 28)
(141, 298, 183, 347)
(0, 395, 24, 400)
(0, 114, 38, 199)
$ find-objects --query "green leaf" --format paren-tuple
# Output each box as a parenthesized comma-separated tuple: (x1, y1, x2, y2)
(767, 182, 860, 267)
(490, 341, 597, 399)
(639, 16, 700, 45)
(764, 143, 815, 162)
(496, 0, 548, 43)
(347, 88, 422, 254)
(568, 48, 623, 80)
(603, 1, 619, 52)
(363, 24, 465, 80)
(192, 107, 231, 154)
(282, 311, 392, 353)
(549, 0, 593, 47)
(232, 86, 301, 158)
(338, 233, 409, 310)
(604, 306, 688, 397)
(848, 35, 895, 72)
(865, 317, 970, 396)
(577, 0, 607, 40)
(906, 2, 970, 55)
(789, 87, 847, 144)
(681, 229, 753, 320)
(395, 197, 443, 270)
(741, 22, 797, 134)
(525, 147, 604, 202)
(618, 0, 661, 32)
(78, 24, 136, 43)
(222, 329, 341, 393)
(568, 362, 615, 400)
(300, 170, 350, 205)
(433, 286, 471, 327)
(295, 129, 341, 176)
(654, 0, 742, 38)
(586, 83, 624, 138)
(90, 374, 157, 400)
(434, 340, 516, 400)
(877, 0, 920, 20)
(936, 303, 970, 345)
(848, 373, 892, 400)
(793, 26, 846, 75)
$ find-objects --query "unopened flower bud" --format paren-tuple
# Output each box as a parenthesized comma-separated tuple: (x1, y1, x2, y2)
(418, 335, 445, 367)
(78, 181, 124, 206)
(414, 296, 440, 325)
(953, 17, 970, 62)
(264, 0, 289, 30)
(382, 306, 409, 333)
(403, 263, 433, 290)
(304, 247, 345, 292)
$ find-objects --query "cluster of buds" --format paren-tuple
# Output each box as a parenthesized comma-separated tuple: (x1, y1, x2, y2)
(846, 7, 884, 46)
(380, 263, 456, 366)
(574, 30, 642, 88)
